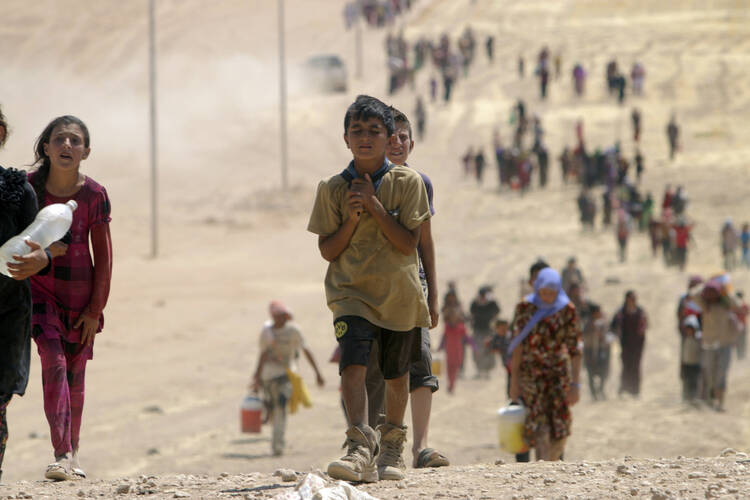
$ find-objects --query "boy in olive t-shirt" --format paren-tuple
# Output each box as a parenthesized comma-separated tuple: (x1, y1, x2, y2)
(307, 95, 431, 483)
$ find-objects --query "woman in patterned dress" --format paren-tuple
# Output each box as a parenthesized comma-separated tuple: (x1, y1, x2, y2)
(508, 268, 582, 461)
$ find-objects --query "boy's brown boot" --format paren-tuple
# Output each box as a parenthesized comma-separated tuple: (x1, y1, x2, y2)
(327, 424, 380, 483)
(376, 423, 407, 480)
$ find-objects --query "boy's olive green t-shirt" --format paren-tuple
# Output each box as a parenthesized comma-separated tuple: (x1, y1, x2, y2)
(307, 165, 431, 331)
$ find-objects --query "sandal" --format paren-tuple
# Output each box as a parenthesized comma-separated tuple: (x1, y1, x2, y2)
(72, 467, 86, 479)
(45, 462, 73, 481)
(415, 447, 450, 468)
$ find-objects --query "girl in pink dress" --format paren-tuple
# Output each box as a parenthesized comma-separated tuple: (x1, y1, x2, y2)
(28, 116, 112, 481)
(440, 307, 470, 393)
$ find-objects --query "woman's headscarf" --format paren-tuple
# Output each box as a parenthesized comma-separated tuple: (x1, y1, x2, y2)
(529, 268, 570, 312)
(507, 268, 570, 356)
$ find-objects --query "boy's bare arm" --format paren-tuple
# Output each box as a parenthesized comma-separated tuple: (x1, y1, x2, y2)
(319, 218, 358, 262)
(318, 191, 363, 262)
(352, 175, 421, 255)
(419, 219, 439, 328)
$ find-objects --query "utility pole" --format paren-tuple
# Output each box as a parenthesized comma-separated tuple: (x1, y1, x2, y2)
(278, 0, 288, 190)
(355, 10, 363, 79)
(148, 0, 159, 257)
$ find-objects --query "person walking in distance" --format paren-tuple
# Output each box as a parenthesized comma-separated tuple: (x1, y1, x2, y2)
(721, 219, 740, 271)
(250, 301, 324, 457)
(610, 291, 648, 397)
(631, 108, 642, 143)
(469, 286, 500, 379)
(687, 277, 743, 411)
(666, 114, 679, 160)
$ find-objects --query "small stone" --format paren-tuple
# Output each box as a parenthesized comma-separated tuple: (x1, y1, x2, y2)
(544, 478, 555, 485)
(494, 459, 505, 465)
(720, 448, 737, 457)
(219, 472, 229, 478)
(173, 492, 191, 499)
(617, 465, 634, 476)
(715, 472, 728, 478)
(397, 481, 406, 489)
(630, 488, 638, 496)
(273, 469, 297, 482)
(115, 484, 131, 494)
(77, 491, 86, 497)
(147, 448, 160, 456)
(650, 488, 668, 500)
(689, 472, 707, 479)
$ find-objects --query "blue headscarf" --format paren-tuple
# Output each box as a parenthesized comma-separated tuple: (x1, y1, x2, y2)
(507, 268, 570, 357)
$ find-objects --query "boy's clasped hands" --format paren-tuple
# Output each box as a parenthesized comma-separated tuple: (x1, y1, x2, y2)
(347, 173, 376, 220)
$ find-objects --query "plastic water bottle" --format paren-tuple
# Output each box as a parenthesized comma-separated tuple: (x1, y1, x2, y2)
(0, 200, 78, 277)
(497, 402, 529, 454)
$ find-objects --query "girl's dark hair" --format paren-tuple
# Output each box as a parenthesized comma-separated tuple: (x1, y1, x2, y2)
(0, 105, 8, 148)
(31, 115, 90, 202)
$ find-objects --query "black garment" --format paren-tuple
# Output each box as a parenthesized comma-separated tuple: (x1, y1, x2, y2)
(334, 315, 419, 379)
(0, 166, 38, 398)
(537, 148, 549, 187)
(470, 299, 500, 333)
(474, 152, 486, 183)
(1, 392, 12, 478)
(470, 299, 500, 374)
(681, 364, 700, 401)
(612, 307, 646, 396)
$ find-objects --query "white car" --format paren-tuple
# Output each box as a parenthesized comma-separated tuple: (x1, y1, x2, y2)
(303, 54, 347, 93)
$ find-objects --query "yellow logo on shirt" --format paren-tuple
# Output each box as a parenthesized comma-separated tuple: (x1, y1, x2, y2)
(334, 321, 348, 339)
